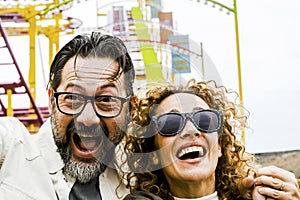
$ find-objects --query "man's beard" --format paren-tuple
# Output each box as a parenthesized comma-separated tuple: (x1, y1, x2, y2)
(50, 108, 126, 183)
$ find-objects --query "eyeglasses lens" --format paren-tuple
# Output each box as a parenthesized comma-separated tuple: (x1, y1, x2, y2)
(157, 114, 183, 136)
(193, 111, 219, 132)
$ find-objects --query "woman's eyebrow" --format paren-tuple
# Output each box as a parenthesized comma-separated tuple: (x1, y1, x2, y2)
(193, 107, 204, 111)
(169, 108, 180, 112)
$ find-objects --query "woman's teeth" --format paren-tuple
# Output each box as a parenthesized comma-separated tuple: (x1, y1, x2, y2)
(177, 146, 205, 160)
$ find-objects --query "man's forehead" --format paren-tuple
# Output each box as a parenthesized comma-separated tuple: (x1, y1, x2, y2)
(59, 56, 126, 92)
(60, 79, 117, 91)
(76, 57, 118, 75)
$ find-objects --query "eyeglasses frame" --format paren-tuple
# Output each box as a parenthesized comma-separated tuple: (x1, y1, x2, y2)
(152, 109, 223, 137)
(53, 91, 130, 118)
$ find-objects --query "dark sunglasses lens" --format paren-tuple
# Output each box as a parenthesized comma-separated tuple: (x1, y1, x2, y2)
(193, 111, 219, 132)
(157, 114, 184, 136)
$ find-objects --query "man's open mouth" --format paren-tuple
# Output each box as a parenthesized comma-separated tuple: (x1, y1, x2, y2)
(72, 133, 102, 152)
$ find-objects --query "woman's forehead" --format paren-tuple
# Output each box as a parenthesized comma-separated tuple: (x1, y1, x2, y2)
(155, 92, 209, 114)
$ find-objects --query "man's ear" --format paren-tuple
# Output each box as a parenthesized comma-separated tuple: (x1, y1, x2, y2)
(48, 88, 53, 111)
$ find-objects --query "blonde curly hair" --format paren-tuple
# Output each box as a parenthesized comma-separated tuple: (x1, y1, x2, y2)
(123, 79, 254, 200)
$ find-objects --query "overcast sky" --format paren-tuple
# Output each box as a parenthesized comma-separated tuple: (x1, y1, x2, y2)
(162, 0, 300, 153)
(3, 0, 300, 153)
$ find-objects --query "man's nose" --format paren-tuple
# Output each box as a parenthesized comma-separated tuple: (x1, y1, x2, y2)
(76, 102, 101, 126)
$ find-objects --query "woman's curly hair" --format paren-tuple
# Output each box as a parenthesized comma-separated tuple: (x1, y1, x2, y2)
(122, 79, 255, 200)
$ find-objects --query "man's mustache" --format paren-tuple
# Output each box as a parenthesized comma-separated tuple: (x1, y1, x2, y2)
(70, 121, 109, 137)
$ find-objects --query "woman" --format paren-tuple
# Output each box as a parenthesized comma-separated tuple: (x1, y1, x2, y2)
(122, 79, 300, 200)
(123, 79, 253, 199)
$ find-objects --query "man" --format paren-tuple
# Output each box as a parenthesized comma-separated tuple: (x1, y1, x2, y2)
(0, 32, 134, 199)
(0, 32, 298, 199)
(41, 32, 135, 199)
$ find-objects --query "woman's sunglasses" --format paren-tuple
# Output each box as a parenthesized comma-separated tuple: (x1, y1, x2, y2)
(152, 109, 223, 137)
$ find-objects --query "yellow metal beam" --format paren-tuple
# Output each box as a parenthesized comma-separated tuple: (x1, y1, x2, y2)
(6, 89, 13, 117)
(28, 16, 37, 100)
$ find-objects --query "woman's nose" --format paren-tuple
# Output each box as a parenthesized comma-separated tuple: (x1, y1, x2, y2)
(179, 119, 201, 138)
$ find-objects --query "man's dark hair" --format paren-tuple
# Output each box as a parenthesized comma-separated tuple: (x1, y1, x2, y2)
(48, 32, 135, 96)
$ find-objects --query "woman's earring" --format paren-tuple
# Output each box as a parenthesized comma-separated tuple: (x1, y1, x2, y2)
(152, 152, 159, 165)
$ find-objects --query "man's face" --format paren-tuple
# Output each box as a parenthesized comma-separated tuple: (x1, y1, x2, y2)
(48, 56, 129, 183)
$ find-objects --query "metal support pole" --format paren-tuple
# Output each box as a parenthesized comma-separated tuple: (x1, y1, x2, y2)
(200, 42, 205, 80)
(28, 14, 37, 100)
(233, 0, 245, 144)
(7, 89, 13, 117)
(206, 0, 245, 144)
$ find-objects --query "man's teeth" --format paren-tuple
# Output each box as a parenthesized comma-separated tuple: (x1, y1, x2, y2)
(178, 146, 204, 158)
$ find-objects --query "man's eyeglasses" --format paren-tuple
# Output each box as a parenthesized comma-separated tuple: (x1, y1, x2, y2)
(53, 92, 130, 118)
(152, 109, 223, 137)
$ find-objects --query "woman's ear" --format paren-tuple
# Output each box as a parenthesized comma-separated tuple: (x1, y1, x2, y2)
(218, 145, 222, 158)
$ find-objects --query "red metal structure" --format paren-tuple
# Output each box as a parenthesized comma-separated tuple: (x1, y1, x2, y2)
(0, 22, 49, 132)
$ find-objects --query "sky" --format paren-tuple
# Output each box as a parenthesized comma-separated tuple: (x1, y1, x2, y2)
(163, 0, 300, 153)
(2, 0, 300, 153)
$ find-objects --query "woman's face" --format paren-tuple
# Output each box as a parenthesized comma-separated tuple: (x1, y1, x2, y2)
(153, 92, 222, 197)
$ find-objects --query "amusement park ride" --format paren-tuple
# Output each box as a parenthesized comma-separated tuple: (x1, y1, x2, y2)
(0, 0, 82, 132)
(0, 0, 206, 133)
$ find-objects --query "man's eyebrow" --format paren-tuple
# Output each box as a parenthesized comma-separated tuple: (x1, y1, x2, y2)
(97, 82, 117, 90)
(64, 82, 84, 91)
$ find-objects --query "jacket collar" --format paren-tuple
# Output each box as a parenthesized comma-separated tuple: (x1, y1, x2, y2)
(36, 118, 64, 174)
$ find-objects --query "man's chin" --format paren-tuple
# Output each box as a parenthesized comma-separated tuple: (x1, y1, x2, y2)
(64, 158, 106, 183)
(71, 153, 99, 164)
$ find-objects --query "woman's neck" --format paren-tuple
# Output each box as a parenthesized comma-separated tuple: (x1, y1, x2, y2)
(169, 177, 216, 198)
(173, 191, 218, 200)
